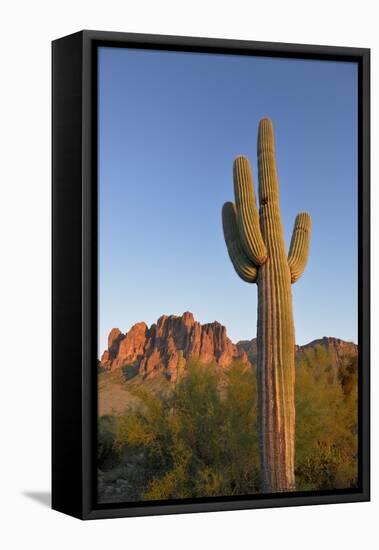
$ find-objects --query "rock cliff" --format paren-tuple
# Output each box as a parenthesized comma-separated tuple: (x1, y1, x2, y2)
(100, 312, 248, 382)
(100, 312, 357, 383)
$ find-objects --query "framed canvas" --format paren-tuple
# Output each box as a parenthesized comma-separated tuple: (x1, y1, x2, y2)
(52, 30, 370, 520)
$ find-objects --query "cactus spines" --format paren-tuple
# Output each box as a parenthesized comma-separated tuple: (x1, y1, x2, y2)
(222, 117, 312, 492)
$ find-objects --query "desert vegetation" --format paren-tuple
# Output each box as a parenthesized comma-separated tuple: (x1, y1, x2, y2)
(98, 347, 357, 503)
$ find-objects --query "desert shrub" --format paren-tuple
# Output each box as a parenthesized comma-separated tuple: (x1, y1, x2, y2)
(338, 355, 358, 396)
(295, 357, 358, 490)
(98, 415, 118, 468)
(113, 360, 260, 500)
(100, 351, 358, 500)
(216, 362, 260, 494)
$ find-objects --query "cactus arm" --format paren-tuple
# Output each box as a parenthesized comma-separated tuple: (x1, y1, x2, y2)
(222, 202, 258, 283)
(233, 156, 268, 266)
(288, 212, 312, 283)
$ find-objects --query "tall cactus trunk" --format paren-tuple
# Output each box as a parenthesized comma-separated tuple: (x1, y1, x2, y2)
(257, 249, 296, 491)
(222, 117, 311, 493)
(256, 121, 296, 491)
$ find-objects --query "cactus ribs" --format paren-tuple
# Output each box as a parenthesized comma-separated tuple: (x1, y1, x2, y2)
(222, 118, 312, 492)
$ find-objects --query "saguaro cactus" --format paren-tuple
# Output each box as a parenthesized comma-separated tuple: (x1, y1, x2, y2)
(222, 118, 311, 492)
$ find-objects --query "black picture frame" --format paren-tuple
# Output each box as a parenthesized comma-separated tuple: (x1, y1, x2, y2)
(52, 30, 370, 520)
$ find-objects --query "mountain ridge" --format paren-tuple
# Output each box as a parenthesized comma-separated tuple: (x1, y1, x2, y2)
(99, 311, 357, 382)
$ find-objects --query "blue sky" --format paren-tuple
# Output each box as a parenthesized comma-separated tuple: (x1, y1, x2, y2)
(98, 47, 358, 353)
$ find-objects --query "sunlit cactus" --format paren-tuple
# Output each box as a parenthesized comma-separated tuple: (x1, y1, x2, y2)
(222, 117, 312, 492)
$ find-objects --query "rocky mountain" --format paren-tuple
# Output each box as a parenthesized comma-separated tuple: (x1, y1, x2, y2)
(99, 312, 357, 383)
(236, 339, 258, 361)
(236, 336, 357, 367)
(100, 312, 248, 382)
(295, 336, 357, 366)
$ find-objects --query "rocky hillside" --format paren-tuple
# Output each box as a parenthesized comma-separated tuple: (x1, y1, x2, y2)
(100, 312, 248, 382)
(237, 336, 357, 367)
(99, 311, 357, 383)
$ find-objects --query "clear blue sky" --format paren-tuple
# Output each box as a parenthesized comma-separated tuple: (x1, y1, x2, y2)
(98, 47, 358, 354)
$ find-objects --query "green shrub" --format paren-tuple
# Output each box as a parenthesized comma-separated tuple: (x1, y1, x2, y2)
(295, 356, 358, 490)
(100, 351, 358, 500)
(112, 361, 260, 499)
(98, 415, 118, 468)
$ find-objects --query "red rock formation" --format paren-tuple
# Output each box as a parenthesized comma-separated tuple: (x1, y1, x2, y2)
(100, 328, 124, 366)
(99, 312, 248, 381)
(100, 315, 357, 383)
